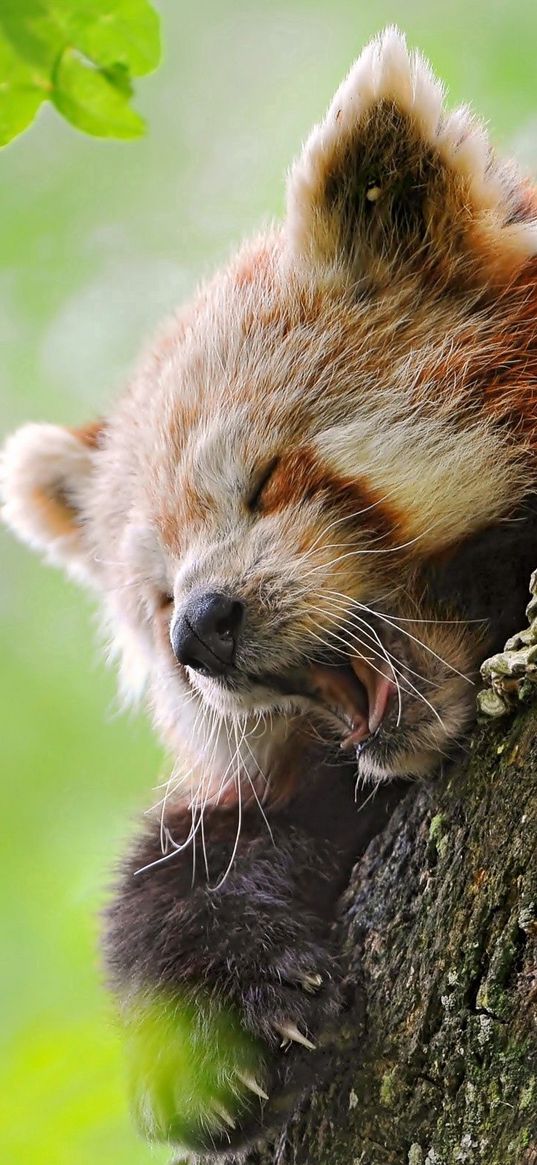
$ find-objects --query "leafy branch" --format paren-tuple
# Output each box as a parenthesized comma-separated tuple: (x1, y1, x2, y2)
(0, 0, 161, 147)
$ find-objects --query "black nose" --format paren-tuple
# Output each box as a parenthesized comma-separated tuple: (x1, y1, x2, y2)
(170, 591, 245, 676)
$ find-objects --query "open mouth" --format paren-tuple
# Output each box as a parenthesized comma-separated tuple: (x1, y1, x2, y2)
(308, 656, 395, 750)
(205, 644, 396, 750)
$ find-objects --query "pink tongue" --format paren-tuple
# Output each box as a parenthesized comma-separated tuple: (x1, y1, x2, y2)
(310, 657, 394, 749)
(340, 658, 394, 751)
(351, 658, 394, 733)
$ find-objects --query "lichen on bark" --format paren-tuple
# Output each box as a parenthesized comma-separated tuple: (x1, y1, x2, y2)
(245, 704, 537, 1165)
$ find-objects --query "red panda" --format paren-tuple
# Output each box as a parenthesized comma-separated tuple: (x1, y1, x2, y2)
(2, 28, 537, 1159)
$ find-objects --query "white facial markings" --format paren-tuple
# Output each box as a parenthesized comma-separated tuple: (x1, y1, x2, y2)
(314, 412, 523, 555)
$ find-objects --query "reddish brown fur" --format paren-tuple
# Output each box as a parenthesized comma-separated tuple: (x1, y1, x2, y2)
(261, 447, 404, 543)
(69, 419, 105, 450)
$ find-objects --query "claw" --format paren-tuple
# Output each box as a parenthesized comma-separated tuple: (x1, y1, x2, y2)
(236, 1070, 269, 1101)
(212, 1102, 236, 1129)
(300, 972, 323, 993)
(275, 1021, 316, 1051)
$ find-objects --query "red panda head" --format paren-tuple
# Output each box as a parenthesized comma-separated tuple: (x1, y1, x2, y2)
(3, 29, 537, 798)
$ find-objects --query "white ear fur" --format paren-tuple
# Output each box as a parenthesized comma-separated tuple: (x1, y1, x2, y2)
(286, 27, 537, 282)
(1, 422, 99, 582)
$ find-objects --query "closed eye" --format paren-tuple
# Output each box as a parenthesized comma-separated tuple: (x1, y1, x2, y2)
(246, 456, 279, 512)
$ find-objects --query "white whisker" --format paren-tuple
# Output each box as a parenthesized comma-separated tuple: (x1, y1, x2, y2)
(323, 589, 474, 685)
(209, 721, 244, 892)
(309, 594, 443, 690)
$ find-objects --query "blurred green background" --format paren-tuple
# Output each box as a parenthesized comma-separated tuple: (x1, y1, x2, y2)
(1, 2, 536, 1161)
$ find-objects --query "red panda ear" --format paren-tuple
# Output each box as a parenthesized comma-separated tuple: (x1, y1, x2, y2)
(1, 419, 104, 583)
(285, 27, 537, 290)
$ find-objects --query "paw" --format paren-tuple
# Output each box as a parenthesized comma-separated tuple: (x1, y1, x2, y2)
(120, 959, 330, 1157)
(478, 569, 537, 717)
(121, 992, 268, 1155)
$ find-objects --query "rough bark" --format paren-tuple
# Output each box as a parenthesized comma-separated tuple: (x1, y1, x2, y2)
(245, 704, 537, 1165)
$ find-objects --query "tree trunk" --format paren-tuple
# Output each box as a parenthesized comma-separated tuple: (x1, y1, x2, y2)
(245, 704, 537, 1165)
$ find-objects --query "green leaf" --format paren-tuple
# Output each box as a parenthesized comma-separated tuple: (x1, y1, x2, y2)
(0, 1, 63, 75)
(0, 82, 45, 146)
(51, 47, 145, 138)
(0, 36, 46, 146)
(53, 0, 161, 76)
(0, 0, 160, 147)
